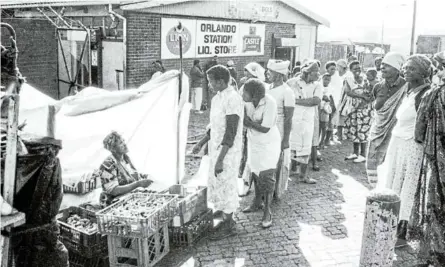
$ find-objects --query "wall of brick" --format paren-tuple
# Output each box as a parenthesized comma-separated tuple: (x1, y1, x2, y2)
(1, 18, 58, 99)
(124, 11, 295, 88)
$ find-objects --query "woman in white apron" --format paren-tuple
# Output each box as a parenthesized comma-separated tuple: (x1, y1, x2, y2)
(378, 55, 432, 248)
(287, 61, 323, 184)
(241, 79, 281, 228)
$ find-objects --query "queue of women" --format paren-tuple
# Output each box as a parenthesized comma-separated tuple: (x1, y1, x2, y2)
(89, 50, 444, 264)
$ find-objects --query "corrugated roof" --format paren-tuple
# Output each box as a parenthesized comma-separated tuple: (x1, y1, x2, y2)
(0, 0, 137, 8)
(120, 0, 330, 27)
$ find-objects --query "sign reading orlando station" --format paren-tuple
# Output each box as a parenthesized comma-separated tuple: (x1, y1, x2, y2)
(161, 18, 265, 59)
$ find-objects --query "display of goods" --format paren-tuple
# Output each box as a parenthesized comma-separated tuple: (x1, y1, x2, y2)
(66, 214, 98, 234)
(169, 208, 213, 247)
(107, 223, 169, 267)
(168, 185, 208, 226)
(57, 206, 107, 258)
(96, 193, 178, 238)
(63, 175, 98, 195)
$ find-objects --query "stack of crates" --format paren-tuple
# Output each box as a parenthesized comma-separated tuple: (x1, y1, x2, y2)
(167, 185, 212, 247)
(57, 206, 108, 267)
(96, 193, 178, 267)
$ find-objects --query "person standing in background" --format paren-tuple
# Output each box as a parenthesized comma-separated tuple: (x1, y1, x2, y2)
(204, 56, 219, 109)
(366, 52, 406, 185)
(287, 61, 322, 184)
(151, 60, 165, 80)
(330, 59, 349, 142)
(227, 60, 238, 82)
(190, 59, 204, 113)
(374, 57, 383, 80)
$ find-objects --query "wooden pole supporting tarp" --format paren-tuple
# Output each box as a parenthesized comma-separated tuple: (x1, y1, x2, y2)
(359, 189, 400, 267)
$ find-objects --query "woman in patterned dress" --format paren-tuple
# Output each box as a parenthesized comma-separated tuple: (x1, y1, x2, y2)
(98, 131, 153, 208)
(343, 61, 373, 163)
(378, 55, 433, 248)
(411, 76, 445, 267)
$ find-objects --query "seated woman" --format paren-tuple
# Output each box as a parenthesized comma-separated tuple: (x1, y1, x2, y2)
(98, 131, 153, 207)
(241, 79, 281, 228)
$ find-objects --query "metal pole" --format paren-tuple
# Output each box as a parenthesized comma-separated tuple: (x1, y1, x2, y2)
(409, 0, 418, 55)
(176, 31, 184, 185)
(381, 18, 385, 55)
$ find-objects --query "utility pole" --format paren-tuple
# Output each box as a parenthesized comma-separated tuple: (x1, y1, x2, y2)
(409, 0, 418, 55)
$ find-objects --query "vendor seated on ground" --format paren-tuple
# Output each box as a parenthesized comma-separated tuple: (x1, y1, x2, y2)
(99, 131, 153, 208)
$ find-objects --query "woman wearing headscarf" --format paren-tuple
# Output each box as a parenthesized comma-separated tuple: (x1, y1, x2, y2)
(378, 55, 433, 247)
(267, 59, 295, 199)
(239, 62, 266, 196)
(241, 79, 281, 228)
(410, 63, 445, 267)
(98, 131, 153, 207)
(342, 60, 373, 163)
(151, 60, 166, 80)
(287, 61, 322, 184)
(432, 51, 445, 87)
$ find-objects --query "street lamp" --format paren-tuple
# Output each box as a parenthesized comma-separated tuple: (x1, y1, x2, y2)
(381, 3, 408, 55)
(409, 0, 418, 55)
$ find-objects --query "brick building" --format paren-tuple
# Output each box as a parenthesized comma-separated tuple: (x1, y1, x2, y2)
(1, 0, 329, 98)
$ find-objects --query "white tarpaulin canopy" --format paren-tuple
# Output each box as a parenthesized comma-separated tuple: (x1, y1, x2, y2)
(19, 71, 191, 207)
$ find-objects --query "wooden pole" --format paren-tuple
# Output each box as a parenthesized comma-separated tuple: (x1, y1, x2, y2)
(175, 26, 184, 185)
(359, 189, 400, 267)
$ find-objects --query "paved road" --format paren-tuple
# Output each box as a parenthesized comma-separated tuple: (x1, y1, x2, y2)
(158, 111, 421, 267)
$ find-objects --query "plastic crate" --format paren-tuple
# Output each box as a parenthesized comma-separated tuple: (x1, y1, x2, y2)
(68, 251, 109, 267)
(168, 185, 208, 226)
(57, 206, 107, 258)
(107, 223, 169, 267)
(63, 178, 98, 195)
(96, 193, 178, 238)
(169, 208, 213, 247)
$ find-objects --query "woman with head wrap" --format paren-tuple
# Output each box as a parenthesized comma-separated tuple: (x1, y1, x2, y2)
(342, 61, 373, 163)
(239, 62, 265, 89)
(377, 55, 433, 248)
(267, 59, 295, 199)
(241, 79, 281, 228)
(287, 60, 322, 184)
(410, 58, 445, 267)
(98, 131, 153, 207)
(432, 51, 445, 86)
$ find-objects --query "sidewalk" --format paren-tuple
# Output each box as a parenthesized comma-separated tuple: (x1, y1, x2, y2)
(158, 112, 421, 267)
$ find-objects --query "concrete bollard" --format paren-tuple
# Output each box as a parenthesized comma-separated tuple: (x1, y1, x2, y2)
(359, 188, 400, 267)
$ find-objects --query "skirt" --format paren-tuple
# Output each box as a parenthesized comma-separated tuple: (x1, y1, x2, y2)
(252, 169, 276, 194)
(344, 107, 372, 143)
(377, 136, 424, 221)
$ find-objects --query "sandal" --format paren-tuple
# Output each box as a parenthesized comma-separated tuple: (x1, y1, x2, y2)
(302, 178, 317, 184)
(242, 203, 264, 213)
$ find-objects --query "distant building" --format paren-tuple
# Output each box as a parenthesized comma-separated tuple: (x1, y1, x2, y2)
(416, 35, 445, 56)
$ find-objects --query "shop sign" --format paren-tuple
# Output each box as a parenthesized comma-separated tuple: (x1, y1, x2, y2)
(161, 18, 265, 59)
(254, 4, 277, 18)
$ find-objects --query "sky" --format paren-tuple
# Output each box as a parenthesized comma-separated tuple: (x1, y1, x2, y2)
(296, 0, 445, 55)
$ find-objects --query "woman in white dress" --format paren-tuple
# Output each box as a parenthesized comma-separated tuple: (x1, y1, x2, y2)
(241, 79, 281, 228)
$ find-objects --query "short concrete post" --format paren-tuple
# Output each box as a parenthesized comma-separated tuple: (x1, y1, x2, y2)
(359, 189, 400, 267)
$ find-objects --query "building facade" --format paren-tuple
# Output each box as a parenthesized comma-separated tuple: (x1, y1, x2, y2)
(1, 0, 329, 98)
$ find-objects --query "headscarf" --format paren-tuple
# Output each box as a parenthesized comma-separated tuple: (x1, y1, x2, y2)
(382, 52, 406, 70)
(433, 51, 445, 65)
(244, 62, 265, 82)
(301, 61, 319, 74)
(336, 59, 348, 69)
(103, 131, 124, 153)
(227, 60, 235, 67)
(406, 54, 432, 78)
(267, 59, 290, 76)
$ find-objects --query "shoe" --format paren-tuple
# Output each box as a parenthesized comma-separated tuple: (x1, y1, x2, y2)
(312, 165, 320, 171)
(345, 154, 358, 160)
(302, 178, 317, 184)
(242, 204, 264, 213)
(209, 220, 236, 240)
(261, 213, 273, 229)
(353, 155, 366, 163)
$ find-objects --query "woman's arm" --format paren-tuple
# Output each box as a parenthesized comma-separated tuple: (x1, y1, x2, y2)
(295, 97, 321, 107)
(345, 81, 366, 99)
(246, 117, 270, 133)
(109, 181, 145, 197)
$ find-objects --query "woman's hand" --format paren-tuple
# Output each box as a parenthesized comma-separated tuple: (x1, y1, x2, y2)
(192, 143, 202, 154)
(137, 179, 153, 188)
(214, 160, 224, 177)
(244, 116, 253, 128)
